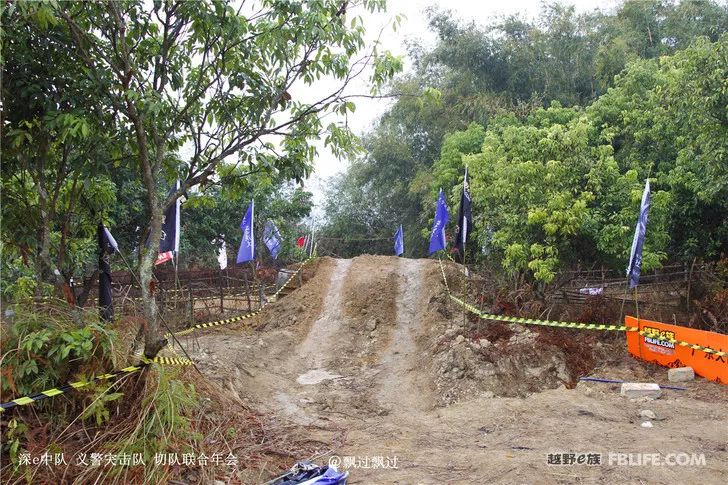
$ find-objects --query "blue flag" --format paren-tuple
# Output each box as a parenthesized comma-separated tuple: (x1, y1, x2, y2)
(263, 221, 282, 259)
(394, 224, 404, 256)
(428, 189, 450, 255)
(237, 201, 255, 263)
(626, 180, 651, 289)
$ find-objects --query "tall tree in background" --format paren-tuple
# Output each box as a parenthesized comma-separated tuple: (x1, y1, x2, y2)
(2, 3, 119, 306)
(8, 0, 402, 358)
(429, 35, 727, 283)
(322, 0, 728, 259)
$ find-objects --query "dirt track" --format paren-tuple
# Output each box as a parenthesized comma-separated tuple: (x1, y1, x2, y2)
(183, 256, 728, 484)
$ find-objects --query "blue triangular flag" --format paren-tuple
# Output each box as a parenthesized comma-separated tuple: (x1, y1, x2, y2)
(428, 189, 449, 255)
(237, 201, 255, 263)
(394, 224, 404, 256)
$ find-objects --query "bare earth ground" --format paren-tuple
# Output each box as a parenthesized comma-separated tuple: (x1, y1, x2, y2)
(183, 256, 728, 485)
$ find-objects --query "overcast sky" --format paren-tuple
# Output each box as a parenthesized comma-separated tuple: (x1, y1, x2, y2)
(306, 0, 617, 216)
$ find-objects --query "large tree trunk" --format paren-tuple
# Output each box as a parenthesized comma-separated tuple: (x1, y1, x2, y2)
(124, 81, 168, 357)
(34, 140, 68, 299)
(139, 201, 167, 358)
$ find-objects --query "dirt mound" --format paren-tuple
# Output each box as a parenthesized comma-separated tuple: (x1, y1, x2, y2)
(234, 256, 336, 333)
(181, 255, 727, 484)
(339, 255, 400, 366)
(405, 259, 610, 403)
(197, 256, 609, 407)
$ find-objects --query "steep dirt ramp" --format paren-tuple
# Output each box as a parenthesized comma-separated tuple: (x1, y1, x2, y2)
(181, 256, 728, 484)
(178, 258, 338, 417)
(338, 255, 400, 368)
(376, 257, 434, 413)
(290, 255, 406, 420)
(296, 258, 352, 367)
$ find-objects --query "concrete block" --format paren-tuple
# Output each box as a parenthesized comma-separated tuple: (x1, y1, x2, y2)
(668, 366, 695, 382)
(620, 382, 662, 399)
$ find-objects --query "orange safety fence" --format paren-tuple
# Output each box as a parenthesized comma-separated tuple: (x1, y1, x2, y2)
(625, 316, 728, 384)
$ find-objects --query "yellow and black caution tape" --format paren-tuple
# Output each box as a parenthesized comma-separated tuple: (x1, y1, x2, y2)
(0, 356, 192, 413)
(448, 294, 638, 332)
(438, 258, 727, 358)
(168, 256, 314, 338)
(171, 311, 262, 337)
(145, 356, 194, 366)
(3, 256, 314, 412)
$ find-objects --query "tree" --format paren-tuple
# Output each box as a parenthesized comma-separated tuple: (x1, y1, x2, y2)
(595, 0, 728, 89)
(427, 34, 727, 283)
(589, 34, 728, 261)
(1, 2, 119, 309)
(323, 0, 727, 262)
(45, 0, 401, 357)
(428, 105, 673, 283)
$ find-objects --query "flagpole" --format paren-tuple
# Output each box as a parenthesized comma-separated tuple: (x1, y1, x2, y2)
(174, 179, 182, 293)
(624, 178, 650, 359)
(462, 166, 468, 263)
(174, 251, 180, 292)
(462, 167, 469, 329)
(618, 282, 629, 324)
(634, 285, 643, 360)
(439, 187, 444, 260)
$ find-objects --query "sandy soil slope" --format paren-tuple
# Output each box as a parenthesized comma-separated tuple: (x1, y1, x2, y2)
(184, 256, 728, 484)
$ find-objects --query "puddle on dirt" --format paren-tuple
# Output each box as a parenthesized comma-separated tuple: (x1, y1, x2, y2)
(296, 368, 343, 385)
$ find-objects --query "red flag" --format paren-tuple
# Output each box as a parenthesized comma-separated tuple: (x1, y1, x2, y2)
(155, 251, 173, 265)
(297, 236, 305, 248)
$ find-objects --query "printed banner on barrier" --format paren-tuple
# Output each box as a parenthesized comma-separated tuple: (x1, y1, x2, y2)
(625, 316, 728, 384)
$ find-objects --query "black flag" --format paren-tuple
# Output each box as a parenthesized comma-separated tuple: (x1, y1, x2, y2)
(157, 180, 181, 265)
(454, 166, 472, 264)
(144, 180, 181, 265)
(98, 223, 118, 321)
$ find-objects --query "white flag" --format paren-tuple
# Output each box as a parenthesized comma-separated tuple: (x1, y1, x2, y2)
(218, 241, 228, 270)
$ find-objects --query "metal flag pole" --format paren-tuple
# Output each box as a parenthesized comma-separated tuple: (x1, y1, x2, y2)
(462, 165, 469, 277)
(461, 167, 470, 330)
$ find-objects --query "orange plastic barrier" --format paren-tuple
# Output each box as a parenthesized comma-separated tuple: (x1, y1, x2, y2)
(625, 316, 728, 384)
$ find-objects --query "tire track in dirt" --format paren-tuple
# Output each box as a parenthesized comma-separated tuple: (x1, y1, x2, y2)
(376, 257, 433, 413)
(296, 258, 352, 369)
(182, 256, 728, 484)
(294, 255, 401, 418)
(270, 258, 353, 424)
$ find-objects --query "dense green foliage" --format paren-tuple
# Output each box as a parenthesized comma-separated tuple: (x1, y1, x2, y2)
(2, 3, 120, 298)
(323, 0, 728, 282)
(430, 36, 728, 282)
(2, 3, 399, 475)
(2, 0, 401, 357)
